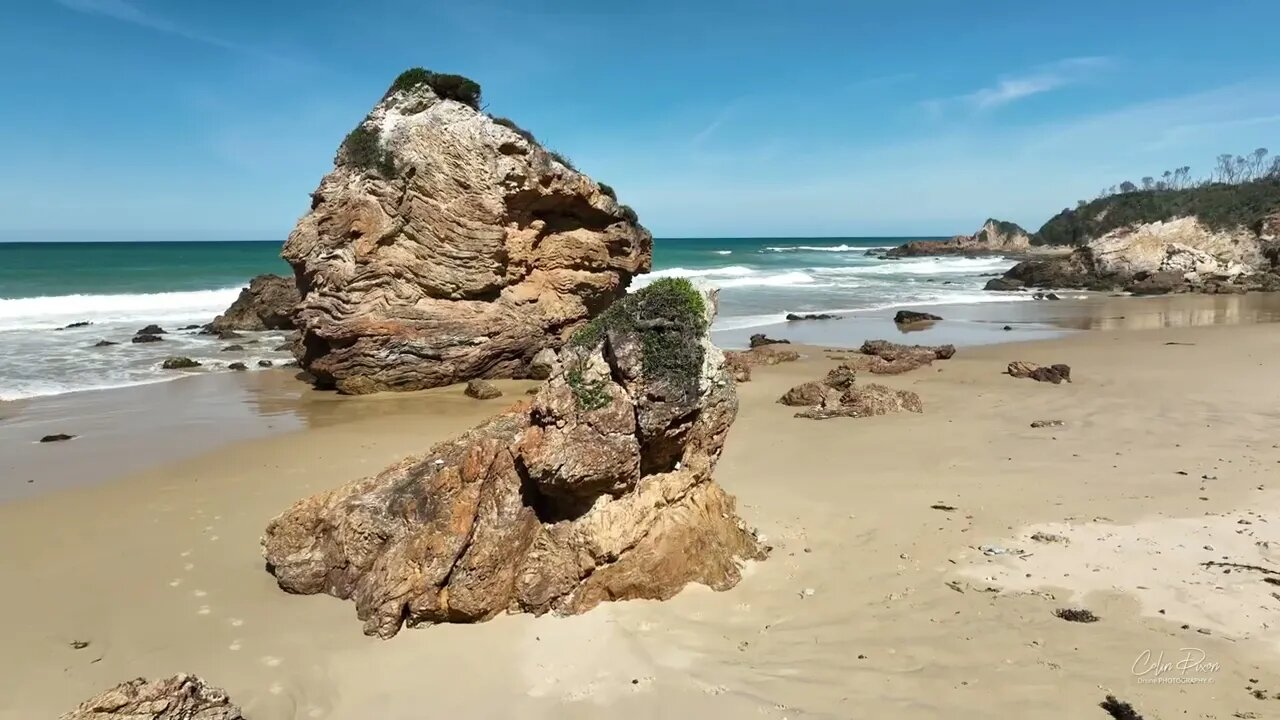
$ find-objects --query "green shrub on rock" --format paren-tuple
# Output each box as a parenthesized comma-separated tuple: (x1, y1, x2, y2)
(383, 67, 482, 109)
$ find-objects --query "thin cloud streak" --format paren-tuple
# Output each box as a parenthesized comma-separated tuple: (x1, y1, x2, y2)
(930, 56, 1112, 113)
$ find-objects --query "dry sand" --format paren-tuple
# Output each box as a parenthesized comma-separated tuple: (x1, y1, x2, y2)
(4, 299, 1280, 718)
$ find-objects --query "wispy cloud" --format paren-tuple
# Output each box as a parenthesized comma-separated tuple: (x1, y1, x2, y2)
(54, 0, 284, 61)
(928, 56, 1112, 113)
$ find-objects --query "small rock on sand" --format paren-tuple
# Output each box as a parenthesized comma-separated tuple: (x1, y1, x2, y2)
(39, 434, 76, 443)
(464, 379, 503, 399)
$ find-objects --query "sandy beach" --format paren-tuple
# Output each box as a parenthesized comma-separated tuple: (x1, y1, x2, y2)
(5, 296, 1280, 719)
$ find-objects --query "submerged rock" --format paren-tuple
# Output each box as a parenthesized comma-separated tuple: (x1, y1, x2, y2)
(135, 324, 166, 335)
(893, 310, 942, 324)
(131, 334, 163, 344)
(262, 279, 763, 638)
(228, 362, 248, 371)
(92, 340, 118, 347)
(257, 359, 274, 367)
(209, 274, 299, 333)
(160, 357, 201, 370)
(464, 379, 503, 399)
(60, 321, 92, 330)
(283, 69, 651, 394)
(786, 312, 840, 321)
(62, 674, 244, 720)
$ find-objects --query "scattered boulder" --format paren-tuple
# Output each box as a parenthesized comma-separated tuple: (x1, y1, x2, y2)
(209, 274, 299, 333)
(135, 324, 166, 335)
(725, 345, 801, 375)
(62, 674, 244, 720)
(39, 433, 75, 443)
(131, 334, 163, 344)
(92, 340, 118, 347)
(283, 68, 651, 394)
(748, 333, 790, 349)
(1008, 361, 1072, 384)
(60, 321, 92, 330)
(853, 339, 955, 374)
(778, 381, 835, 407)
(221, 345, 244, 352)
(786, 312, 841, 321)
(464, 379, 503, 400)
(216, 330, 243, 340)
(1031, 292, 1062, 300)
(179, 324, 202, 331)
(723, 352, 752, 383)
(262, 279, 763, 638)
(161, 357, 201, 370)
(1031, 419, 1065, 428)
(894, 310, 942, 324)
(228, 362, 248, 371)
(795, 384, 923, 420)
(1125, 271, 1186, 295)
(528, 348, 559, 381)
(258, 360, 274, 368)
(822, 363, 857, 391)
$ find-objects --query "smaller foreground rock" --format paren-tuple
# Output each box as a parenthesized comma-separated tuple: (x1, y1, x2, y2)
(62, 674, 244, 720)
(161, 357, 200, 370)
(132, 334, 163, 344)
(786, 312, 840, 321)
(1008, 361, 1072, 384)
(136, 324, 166, 335)
(749, 333, 790, 348)
(40, 433, 75, 443)
(795, 384, 923, 420)
(778, 381, 836, 407)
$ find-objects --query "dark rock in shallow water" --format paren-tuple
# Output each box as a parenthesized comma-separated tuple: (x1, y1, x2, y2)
(161, 357, 201, 370)
(222, 345, 244, 352)
(749, 333, 790, 349)
(786, 312, 841, 321)
(258, 359, 274, 367)
(464, 379, 503, 399)
(180, 324, 203, 331)
(984, 277, 1024, 291)
(131, 334, 163, 343)
(136, 324, 166, 335)
(894, 310, 943, 324)
(39, 433, 76, 443)
(1002, 325, 1013, 331)
(92, 339, 118, 347)
(1125, 271, 1186, 296)
(60, 321, 92, 330)
(228, 362, 248, 371)
(216, 330, 244, 340)
(209, 273, 299, 333)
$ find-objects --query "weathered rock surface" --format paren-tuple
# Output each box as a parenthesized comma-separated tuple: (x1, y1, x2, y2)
(464, 379, 502, 399)
(786, 312, 840, 321)
(62, 674, 244, 720)
(282, 70, 651, 394)
(261, 280, 763, 638)
(228, 362, 248, 371)
(136, 324, 166, 335)
(853, 339, 955, 375)
(723, 345, 802, 382)
(131, 334, 163, 344)
(92, 340, 118, 347)
(528, 348, 559, 380)
(209, 274, 299, 333)
(777, 381, 835, 407)
(795, 384, 923, 420)
(1008, 361, 1072, 384)
(823, 363, 858, 391)
(894, 310, 942, 324)
(885, 219, 1031, 258)
(748, 333, 790, 348)
(995, 217, 1279, 293)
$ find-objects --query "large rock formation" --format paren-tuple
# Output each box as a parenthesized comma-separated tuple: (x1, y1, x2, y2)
(262, 279, 764, 638)
(62, 675, 244, 720)
(885, 219, 1031, 258)
(209, 274, 299, 333)
(994, 216, 1280, 293)
(281, 69, 651, 393)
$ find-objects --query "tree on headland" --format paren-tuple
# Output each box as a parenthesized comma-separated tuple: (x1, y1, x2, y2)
(1092, 148, 1271, 200)
(1119, 180, 1137, 193)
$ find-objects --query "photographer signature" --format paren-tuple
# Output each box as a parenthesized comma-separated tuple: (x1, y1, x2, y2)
(1132, 648, 1220, 678)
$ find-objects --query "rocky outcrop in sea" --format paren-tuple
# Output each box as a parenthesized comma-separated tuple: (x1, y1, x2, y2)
(884, 219, 1031, 258)
(208, 274, 298, 333)
(261, 279, 764, 638)
(280, 69, 651, 393)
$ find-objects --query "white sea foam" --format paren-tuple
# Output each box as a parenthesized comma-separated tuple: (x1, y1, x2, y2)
(714, 250, 733, 255)
(633, 266, 824, 290)
(764, 244, 868, 253)
(817, 256, 1013, 276)
(0, 287, 242, 331)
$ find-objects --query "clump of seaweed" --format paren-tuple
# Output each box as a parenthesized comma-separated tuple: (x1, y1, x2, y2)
(1099, 694, 1145, 720)
(1053, 607, 1100, 623)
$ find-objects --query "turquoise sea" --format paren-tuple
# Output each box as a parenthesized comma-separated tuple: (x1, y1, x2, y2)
(0, 238, 1029, 399)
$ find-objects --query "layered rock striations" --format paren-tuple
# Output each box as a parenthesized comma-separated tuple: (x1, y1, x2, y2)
(209, 274, 299, 333)
(281, 69, 652, 393)
(261, 279, 764, 638)
(62, 675, 244, 720)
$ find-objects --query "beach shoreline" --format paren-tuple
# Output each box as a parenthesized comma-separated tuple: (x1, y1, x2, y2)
(5, 294, 1280, 718)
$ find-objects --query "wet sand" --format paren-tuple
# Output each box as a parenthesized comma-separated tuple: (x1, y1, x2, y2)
(5, 295, 1280, 719)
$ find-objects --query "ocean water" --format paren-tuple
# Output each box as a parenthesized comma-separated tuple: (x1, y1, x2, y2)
(0, 238, 1026, 400)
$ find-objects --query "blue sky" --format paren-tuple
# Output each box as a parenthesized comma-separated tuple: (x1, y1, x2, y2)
(4, 0, 1279, 240)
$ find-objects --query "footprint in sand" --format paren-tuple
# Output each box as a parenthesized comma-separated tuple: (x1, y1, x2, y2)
(268, 682, 284, 695)
(228, 640, 242, 651)
(193, 590, 207, 598)
(260, 655, 282, 667)
(209, 535, 220, 542)
(184, 563, 195, 571)
(197, 605, 211, 616)
(180, 550, 192, 558)
(228, 618, 244, 628)
(168, 579, 182, 587)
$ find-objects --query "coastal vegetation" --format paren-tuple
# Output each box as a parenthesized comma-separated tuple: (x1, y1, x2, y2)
(569, 277, 707, 407)
(338, 124, 396, 177)
(382, 67, 482, 109)
(1035, 147, 1280, 246)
